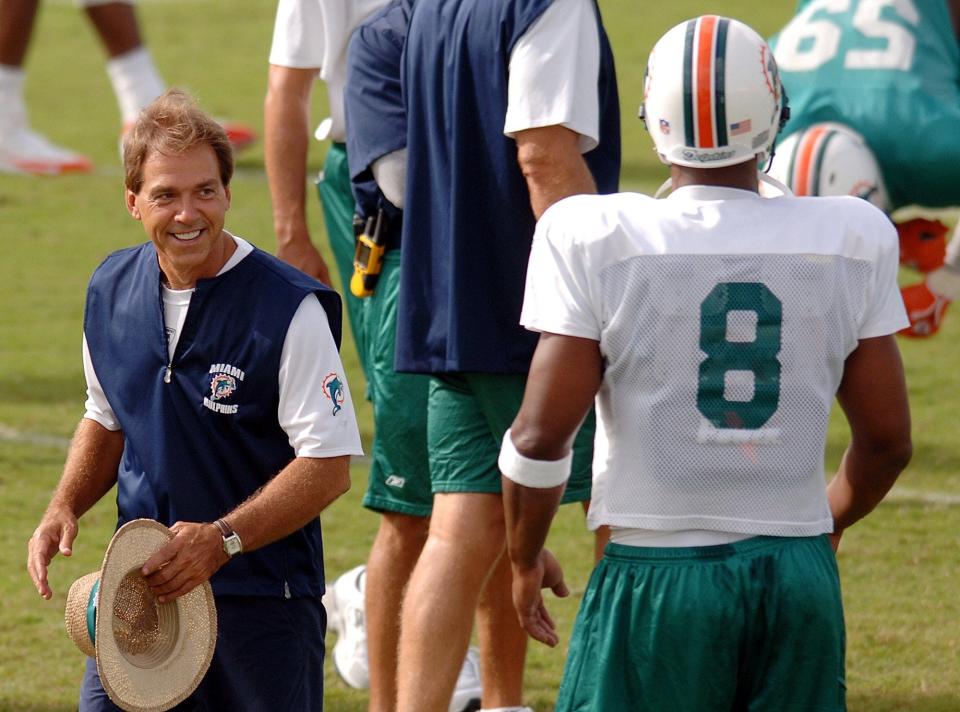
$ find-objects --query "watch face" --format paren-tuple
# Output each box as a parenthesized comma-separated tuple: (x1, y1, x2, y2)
(224, 535, 242, 556)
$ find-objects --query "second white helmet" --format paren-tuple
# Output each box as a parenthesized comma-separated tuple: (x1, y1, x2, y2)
(767, 122, 890, 212)
(641, 16, 788, 169)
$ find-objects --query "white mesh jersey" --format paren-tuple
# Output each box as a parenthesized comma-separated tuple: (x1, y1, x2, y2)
(523, 185, 908, 536)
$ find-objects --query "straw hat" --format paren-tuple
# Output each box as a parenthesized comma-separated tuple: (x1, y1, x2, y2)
(64, 519, 217, 712)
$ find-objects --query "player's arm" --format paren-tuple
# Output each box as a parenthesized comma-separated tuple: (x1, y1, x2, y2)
(501, 331, 603, 645)
(264, 64, 332, 284)
(27, 419, 123, 599)
(828, 334, 912, 548)
(516, 126, 597, 220)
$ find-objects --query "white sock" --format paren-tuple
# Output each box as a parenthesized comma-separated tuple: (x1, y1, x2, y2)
(0, 65, 29, 131)
(105, 46, 166, 124)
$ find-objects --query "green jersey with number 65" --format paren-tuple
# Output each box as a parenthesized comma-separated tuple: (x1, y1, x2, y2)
(771, 0, 960, 209)
(522, 187, 907, 536)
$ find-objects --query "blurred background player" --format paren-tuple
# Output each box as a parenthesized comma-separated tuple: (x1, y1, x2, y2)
(768, 0, 960, 336)
(0, 0, 255, 175)
(501, 16, 912, 710)
(393, 0, 620, 711)
(265, 0, 384, 348)
(338, 1, 482, 710)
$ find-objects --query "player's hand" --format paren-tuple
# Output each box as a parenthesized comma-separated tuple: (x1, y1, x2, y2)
(828, 531, 843, 552)
(141, 521, 228, 603)
(898, 281, 951, 338)
(896, 218, 948, 274)
(511, 548, 569, 647)
(276, 231, 333, 286)
(27, 505, 78, 600)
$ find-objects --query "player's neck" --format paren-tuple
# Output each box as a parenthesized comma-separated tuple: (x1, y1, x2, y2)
(671, 161, 759, 194)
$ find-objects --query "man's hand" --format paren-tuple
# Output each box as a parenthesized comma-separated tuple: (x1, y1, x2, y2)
(511, 548, 569, 647)
(27, 505, 79, 599)
(276, 230, 333, 286)
(141, 522, 228, 603)
(899, 281, 951, 337)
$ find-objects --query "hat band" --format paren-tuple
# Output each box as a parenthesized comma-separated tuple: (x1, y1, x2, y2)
(87, 579, 100, 646)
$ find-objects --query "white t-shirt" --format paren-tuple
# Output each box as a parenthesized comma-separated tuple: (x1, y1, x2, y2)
(83, 235, 363, 459)
(504, 0, 601, 152)
(370, 0, 602, 207)
(523, 187, 908, 538)
(268, 0, 389, 142)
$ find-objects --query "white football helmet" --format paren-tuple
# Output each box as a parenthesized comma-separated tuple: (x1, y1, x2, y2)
(768, 122, 890, 212)
(641, 15, 789, 169)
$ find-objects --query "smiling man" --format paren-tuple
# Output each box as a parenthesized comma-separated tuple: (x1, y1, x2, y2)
(27, 89, 363, 711)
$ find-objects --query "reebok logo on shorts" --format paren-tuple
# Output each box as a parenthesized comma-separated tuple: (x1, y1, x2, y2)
(385, 475, 406, 489)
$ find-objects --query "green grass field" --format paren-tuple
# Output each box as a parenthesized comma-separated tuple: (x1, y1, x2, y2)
(1, 0, 958, 709)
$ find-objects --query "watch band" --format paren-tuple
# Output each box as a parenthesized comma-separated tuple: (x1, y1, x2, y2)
(214, 518, 243, 556)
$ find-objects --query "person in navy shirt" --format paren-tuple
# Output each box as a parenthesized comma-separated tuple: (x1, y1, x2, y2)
(27, 89, 363, 711)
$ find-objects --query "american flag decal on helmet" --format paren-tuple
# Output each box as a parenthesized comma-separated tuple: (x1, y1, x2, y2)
(682, 15, 731, 150)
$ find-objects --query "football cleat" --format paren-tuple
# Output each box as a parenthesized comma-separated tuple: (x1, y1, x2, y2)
(330, 565, 369, 689)
(899, 281, 951, 338)
(897, 218, 948, 274)
(0, 126, 93, 176)
(449, 646, 483, 712)
(218, 119, 257, 153)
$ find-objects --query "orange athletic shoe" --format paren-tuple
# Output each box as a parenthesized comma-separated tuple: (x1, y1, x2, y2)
(219, 120, 257, 153)
(899, 281, 951, 337)
(896, 218, 948, 273)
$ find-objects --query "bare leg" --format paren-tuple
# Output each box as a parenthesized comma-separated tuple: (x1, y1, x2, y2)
(475, 549, 527, 709)
(397, 493, 510, 712)
(366, 511, 430, 712)
(0, 0, 40, 66)
(83, 2, 141, 58)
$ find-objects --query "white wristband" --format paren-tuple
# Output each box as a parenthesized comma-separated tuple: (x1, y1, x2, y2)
(498, 429, 572, 488)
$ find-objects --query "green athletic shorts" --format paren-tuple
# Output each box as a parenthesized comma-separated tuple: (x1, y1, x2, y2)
(316, 142, 366, 369)
(427, 372, 593, 503)
(361, 250, 433, 517)
(557, 536, 846, 712)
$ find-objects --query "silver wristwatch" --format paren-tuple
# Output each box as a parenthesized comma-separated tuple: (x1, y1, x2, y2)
(214, 518, 243, 558)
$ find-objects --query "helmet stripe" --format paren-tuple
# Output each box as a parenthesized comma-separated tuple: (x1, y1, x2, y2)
(695, 15, 719, 148)
(682, 20, 697, 147)
(792, 125, 828, 195)
(714, 18, 729, 147)
(811, 130, 839, 196)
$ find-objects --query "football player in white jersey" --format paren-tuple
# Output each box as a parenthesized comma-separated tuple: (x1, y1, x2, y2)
(498, 16, 912, 712)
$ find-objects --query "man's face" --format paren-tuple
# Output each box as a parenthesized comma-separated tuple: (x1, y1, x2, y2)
(126, 144, 231, 288)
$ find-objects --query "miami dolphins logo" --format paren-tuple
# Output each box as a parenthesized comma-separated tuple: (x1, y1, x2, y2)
(210, 373, 237, 401)
(322, 372, 345, 416)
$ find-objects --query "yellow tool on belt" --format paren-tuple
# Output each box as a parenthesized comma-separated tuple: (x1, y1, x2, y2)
(350, 209, 386, 298)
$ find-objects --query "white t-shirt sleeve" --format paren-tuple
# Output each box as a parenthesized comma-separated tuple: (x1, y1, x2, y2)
(279, 294, 364, 458)
(503, 0, 600, 152)
(269, 0, 327, 69)
(521, 199, 602, 340)
(82, 334, 121, 431)
(371, 148, 407, 210)
(859, 217, 910, 338)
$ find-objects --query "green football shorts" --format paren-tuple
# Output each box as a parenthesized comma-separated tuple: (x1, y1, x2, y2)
(557, 536, 846, 712)
(426, 372, 593, 503)
(361, 251, 433, 517)
(316, 142, 365, 370)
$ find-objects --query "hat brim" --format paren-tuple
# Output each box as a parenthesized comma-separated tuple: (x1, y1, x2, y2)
(95, 519, 217, 712)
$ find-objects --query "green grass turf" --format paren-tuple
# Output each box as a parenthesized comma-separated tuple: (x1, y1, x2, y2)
(1, 0, 958, 709)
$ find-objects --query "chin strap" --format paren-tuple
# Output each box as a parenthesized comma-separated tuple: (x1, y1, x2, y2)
(653, 171, 794, 199)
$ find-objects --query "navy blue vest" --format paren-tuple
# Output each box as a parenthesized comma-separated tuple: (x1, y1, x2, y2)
(345, 0, 411, 247)
(84, 242, 342, 597)
(397, 0, 620, 374)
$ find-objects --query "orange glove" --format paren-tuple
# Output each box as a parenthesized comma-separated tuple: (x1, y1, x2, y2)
(899, 281, 951, 337)
(896, 218, 948, 273)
